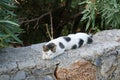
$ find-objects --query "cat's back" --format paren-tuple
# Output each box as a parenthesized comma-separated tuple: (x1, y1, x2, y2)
(46, 36, 68, 46)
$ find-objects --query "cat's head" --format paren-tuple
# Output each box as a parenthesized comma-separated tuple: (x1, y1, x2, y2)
(42, 43, 57, 59)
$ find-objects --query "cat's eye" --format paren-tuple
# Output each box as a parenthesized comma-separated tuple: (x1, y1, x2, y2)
(51, 47, 56, 53)
(43, 45, 49, 52)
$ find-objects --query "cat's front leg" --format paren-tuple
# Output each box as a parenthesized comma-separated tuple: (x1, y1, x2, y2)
(42, 54, 57, 59)
(42, 52, 47, 59)
(42, 51, 58, 59)
(42, 51, 64, 59)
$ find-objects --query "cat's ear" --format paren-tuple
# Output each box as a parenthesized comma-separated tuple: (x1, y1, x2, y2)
(50, 43, 56, 48)
(51, 44, 57, 53)
(48, 43, 57, 53)
(42, 45, 49, 52)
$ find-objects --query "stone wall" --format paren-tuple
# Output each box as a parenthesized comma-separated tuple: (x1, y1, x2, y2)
(0, 29, 120, 80)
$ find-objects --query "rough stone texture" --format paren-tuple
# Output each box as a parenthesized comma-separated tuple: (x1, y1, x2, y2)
(0, 75, 10, 80)
(0, 29, 120, 80)
(56, 60, 96, 80)
(12, 71, 26, 80)
(18, 59, 35, 70)
(93, 29, 120, 43)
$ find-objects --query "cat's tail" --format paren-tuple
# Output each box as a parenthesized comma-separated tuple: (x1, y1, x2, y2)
(89, 33, 93, 38)
(87, 34, 93, 44)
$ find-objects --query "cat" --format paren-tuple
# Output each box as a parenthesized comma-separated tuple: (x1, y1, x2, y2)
(42, 32, 93, 59)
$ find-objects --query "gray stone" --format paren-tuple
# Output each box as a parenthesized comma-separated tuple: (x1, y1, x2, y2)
(6, 62, 17, 72)
(0, 62, 17, 74)
(0, 29, 120, 80)
(34, 58, 46, 69)
(32, 69, 44, 76)
(93, 29, 120, 43)
(0, 75, 10, 80)
(34, 76, 45, 80)
(17, 59, 35, 70)
(44, 75, 54, 80)
(0, 65, 8, 74)
(32, 66, 55, 76)
(26, 75, 54, 80)
(0, 47, 37, 73)
(100, 55, 116, 77)
(25, 76, 36, 80)
(13, 71, 26, 80)
(26, 76, 46, 80)
(94, 57, 102, 66)
(30, 43, 46, 53)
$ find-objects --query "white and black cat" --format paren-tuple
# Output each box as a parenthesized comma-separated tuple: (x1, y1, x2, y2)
(42, 33, 93, 59)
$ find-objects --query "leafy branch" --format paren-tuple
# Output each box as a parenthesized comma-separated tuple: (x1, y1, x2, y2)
(0, 0, 23, 48)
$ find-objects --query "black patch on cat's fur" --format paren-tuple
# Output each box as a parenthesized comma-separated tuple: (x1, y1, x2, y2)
(87, 37, 93, 44)
(63, 37, 71, 42)
(78, 39, 84, 47)
(47, 43, 55, 49)
(72, 45, 77, 49)
(59, 42, 65, 49)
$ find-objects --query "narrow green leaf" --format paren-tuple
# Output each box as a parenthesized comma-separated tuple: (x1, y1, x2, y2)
(106, 17, 112, 25)
(3, 27, 23, 44)
(81, 9, 90, 14)
(0, 33, 7, 37)
(81, 12, 90, 21)
(105, 13, 114, 19)
(6, 10, 16, 16)
(0, 20, 19, 26)
(11, 34, 23, 44)
(78, 1, 87, 5)
(0, 1, 17, 9)
(86, 18, 91, 31)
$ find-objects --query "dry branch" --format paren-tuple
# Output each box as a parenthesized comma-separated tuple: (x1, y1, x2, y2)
(50, 11, 53, 40)
(20, 11, 51, 24)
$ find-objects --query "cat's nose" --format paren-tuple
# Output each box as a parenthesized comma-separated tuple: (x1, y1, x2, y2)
(48, 53, 52, 56)
(44, 53, 48, 55)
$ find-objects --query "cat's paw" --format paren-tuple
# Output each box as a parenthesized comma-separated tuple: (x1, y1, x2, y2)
(42, 54, 55, 60)
(42, 54, 47, 59)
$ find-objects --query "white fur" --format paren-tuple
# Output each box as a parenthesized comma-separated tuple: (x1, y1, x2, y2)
(42, 32, 92, 59)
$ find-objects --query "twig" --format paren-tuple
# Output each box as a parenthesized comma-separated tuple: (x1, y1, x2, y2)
(50, 11, 53, 40)
(71, 11, 82, 19)
(20, 11, 54, 40)
(45, 24, 52, 40)
(45, 11, 54, 40)
(33, 18, 39, 29)
(20, 11, 50, 24)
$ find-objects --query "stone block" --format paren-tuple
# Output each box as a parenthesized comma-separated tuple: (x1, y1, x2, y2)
(17, 60, 35, 70)
(56, 60, 96, 80)
(0, 75, 10, 80)
(12, 71, 26, 80)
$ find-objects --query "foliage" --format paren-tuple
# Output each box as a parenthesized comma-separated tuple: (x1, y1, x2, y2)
(15, 0, 120, 45)
(80, 0, 120, 31)
(16, 0, 86, 45)
(0, 0, 23, 48)
(100, 0, 120, 29)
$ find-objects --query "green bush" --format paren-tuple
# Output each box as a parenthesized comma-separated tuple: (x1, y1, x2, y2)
(80, 0, 120, 31)
(0, 0, 23, 48)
